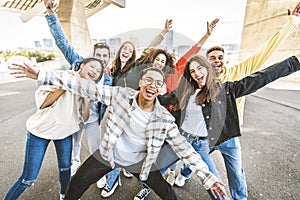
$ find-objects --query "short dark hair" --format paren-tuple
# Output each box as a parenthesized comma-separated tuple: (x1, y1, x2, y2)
(139, 66, 166, 83)
(93, 42, 111, 58)
(206, 46, 224, 57)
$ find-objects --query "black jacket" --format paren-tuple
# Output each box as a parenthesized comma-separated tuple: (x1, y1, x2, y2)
(159, 56, 300, 148)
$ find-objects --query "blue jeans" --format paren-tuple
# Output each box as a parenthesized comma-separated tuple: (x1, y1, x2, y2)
(180, 139, 228, 200)
(106, 168, 121, 189)
(212, 137, 247, 200)
(4, 132, 72, 200)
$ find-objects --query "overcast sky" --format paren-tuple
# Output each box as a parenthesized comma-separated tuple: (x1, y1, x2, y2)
(0, 0, 247, 51)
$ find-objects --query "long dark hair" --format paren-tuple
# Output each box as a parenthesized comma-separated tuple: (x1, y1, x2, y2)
(174, 55, 220, 110)
(111, 41, 136, 76)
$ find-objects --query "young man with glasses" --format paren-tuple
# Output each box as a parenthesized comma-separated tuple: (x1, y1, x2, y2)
(12, 64, 227, 200)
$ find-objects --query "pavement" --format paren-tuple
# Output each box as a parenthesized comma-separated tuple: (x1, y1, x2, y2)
(0, 59, 63, 85)
(0, 61, 299, 199)
(254, 80, 300, 110)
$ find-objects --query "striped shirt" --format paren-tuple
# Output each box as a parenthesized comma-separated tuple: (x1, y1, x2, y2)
(37, 70, 218, 190)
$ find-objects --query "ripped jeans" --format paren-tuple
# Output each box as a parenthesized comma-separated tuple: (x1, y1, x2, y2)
(4, 132, 72, 200)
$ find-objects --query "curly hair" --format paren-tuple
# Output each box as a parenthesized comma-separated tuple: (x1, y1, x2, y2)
(138, 47, 175, 78)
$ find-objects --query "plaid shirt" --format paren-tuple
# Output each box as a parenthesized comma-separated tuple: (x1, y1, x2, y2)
(38, 70, 218, 189)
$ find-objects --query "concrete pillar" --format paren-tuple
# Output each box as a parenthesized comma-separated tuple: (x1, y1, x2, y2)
(57, 0, 92, 69)
(240, 0, 300, 82)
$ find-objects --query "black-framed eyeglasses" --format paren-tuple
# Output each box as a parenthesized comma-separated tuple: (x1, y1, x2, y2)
(142, 77, 164, 88)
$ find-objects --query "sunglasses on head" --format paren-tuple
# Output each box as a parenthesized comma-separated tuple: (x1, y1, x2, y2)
(94, 42, 109, 48)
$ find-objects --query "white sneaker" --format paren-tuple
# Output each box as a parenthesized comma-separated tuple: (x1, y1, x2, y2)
(134, 186, 151, 200)
(71, 160, 81, 176)
(174, 174, 187, 187)
(122, 168, 133, 178)
(59, 194, 64, 200)
(166, 170, 176, 186)
(96, 176, 107, 189)
(101, 179, 120, 198)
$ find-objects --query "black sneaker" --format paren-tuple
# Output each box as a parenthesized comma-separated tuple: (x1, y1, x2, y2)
(101, 178, 120, 197)
(134, 185, 151, 200)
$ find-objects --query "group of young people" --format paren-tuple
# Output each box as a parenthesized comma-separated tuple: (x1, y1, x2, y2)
(4, 0, 300, 200)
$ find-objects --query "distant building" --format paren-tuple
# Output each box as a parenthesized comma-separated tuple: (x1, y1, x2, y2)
(43, 39, 53, 48)
(109, 38, 121, 57)
(221, 43, 240, 65)
(166, 30, 173, 52)
(34, 41, 42, 48)
(177, 45, 190, 57)
(91, 39, 98, 45)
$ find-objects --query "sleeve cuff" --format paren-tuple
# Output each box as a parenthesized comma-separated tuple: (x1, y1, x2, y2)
(197, 171, 219, 190)
(288, 15, 300, 25)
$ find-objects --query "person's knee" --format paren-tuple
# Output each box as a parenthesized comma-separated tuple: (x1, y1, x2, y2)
(59, 164, 71, 173)
(22, 178, 36, 187)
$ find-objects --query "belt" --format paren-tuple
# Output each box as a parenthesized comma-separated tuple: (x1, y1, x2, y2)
(181, 131, 208, 141)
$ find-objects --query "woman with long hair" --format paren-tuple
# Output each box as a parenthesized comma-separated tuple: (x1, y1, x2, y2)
(4, 58, 103, 200)
(159, 54, 300, 199)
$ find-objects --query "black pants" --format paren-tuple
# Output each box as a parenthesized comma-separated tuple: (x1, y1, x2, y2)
(64, 150, 178, 200)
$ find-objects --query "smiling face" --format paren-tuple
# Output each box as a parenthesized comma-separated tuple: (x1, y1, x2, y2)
(79, 60, 102, 81)
(189, 60, 208, 88)
(119, 42, 134, 64)
(94, 47, 110, 68)
(207, 49, 224, 76)
(153, 53, 167, 69)
(139, 70, 164, 103)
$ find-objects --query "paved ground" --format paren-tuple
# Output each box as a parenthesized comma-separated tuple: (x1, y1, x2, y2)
(0, 61, 299, 199)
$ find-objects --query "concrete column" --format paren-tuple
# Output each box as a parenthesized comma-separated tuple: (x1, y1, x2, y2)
(240, 0, 300, 82)
(57, 0, 92, 69)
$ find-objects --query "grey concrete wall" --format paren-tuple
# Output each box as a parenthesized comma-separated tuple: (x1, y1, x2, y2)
(240, 0, 300, 83)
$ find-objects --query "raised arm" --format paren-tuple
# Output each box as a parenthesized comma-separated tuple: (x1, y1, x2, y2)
(223, 2, 300, 82)
(176, 18, 219, 75)
(136, 19, 173, 64)
(44, 0, 83, 69)
(232, 55, 300, 99)
(147, 19, 173, 48)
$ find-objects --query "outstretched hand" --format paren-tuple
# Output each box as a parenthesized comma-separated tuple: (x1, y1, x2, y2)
(209, 180, 227, 200)
(288, 2, 300, 16)
(207, 18, 220, 35)
(9, 62, 40, 80)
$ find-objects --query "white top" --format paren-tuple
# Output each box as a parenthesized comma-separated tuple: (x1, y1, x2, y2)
(26, 84, 82, 140)
(114, 99, 152, 166)
(181, 89, 208, 137)
(85, 76, 105, 123)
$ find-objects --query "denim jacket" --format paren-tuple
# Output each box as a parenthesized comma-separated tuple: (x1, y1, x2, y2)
(159, 56, 300, 148)
(46, 13, 112, 121)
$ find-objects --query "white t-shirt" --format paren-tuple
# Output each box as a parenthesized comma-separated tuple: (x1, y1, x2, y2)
(114, 100, 152, 166)
(181, 89, 208, 137)
(26, 85, 82, 140)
